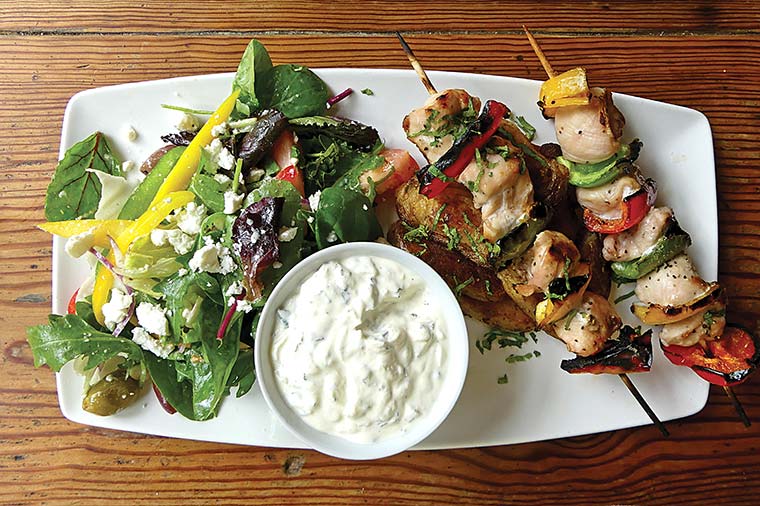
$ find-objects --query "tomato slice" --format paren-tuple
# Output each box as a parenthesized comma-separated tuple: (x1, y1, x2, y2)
(275, 165, 305, 198)
(67, 289, 79, 315)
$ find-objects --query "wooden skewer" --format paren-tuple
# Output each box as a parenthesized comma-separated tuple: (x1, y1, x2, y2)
(522, 26, 670, 437)
(724, 386, 751, 427)
(525, 26, 751, 430)
(396, 32, 438, 95)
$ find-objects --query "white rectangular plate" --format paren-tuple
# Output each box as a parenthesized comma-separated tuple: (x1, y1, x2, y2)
(54, 69, 714, 449)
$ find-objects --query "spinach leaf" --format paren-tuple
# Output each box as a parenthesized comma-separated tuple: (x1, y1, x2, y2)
(27, 314, 145, 377)
(156, 271, 223, 345)
(143, 353, 195, 419)
(232, 39, 273, 112)
(300, 136, 384, 196)
(190, 173, 226, 214)
(45, 132, 122, 221)
(260, 64, 329, 118)
(225, 347, 255, 398)
(314, 186, 381, 249)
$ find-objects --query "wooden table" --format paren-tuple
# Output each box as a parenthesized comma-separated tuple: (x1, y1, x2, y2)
(2, 1, 759, 504)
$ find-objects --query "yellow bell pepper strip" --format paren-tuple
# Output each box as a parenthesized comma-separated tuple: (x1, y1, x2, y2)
(149, 90, 240, 208)
(92, 257, 114, 325)
(115, 190, 195, 254)
(539, 67, 591, 118)
(37, 219, 131, 249)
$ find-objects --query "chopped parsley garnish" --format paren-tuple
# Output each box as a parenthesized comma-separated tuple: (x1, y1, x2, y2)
(510, 113, 536, 141)
(428, 164, 453, 183)
(476, 327, 541, 385)
(360, 88, 374, 96)
(484, 279, 493, 296)
(452, 276, 475, 298)
(613, 290, 636, 304)
(703, 309, 726, 328)
(442, 224, 461, 250)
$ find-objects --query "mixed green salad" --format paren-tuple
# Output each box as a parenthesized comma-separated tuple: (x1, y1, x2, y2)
(28, 40, 410, 421)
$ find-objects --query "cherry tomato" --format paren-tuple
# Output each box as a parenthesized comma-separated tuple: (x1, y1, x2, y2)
(275, 165, 305, 198)
(359, 149, 420, 197)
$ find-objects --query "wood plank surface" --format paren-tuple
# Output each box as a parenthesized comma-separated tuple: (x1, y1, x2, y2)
(1, 2, 760, 505)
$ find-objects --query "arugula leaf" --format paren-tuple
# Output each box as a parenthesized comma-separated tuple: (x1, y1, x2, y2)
(232, 39, 273, 113)
(27, 314, 145, 377)
(190, 173, 226, 214)
(314, 186, 382, 249)
(45, 132, 122, 221)
(260, 64, 330, 118)
(156, 272, 223, 345)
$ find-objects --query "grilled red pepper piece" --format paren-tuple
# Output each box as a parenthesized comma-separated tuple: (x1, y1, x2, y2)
(67, 289, 79, 315)
(662, 325, 760, 386)
(417, 100, 509, 198)
(583, 177, 657, 234)
(561, 326, 653, 374)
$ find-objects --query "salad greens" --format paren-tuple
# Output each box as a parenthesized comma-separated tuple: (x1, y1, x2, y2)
(45, 132, 122, 222)
(28, 39, 395, 421)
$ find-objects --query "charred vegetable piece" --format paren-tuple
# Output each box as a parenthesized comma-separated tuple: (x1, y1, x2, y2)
(561, 326, 653, 374)
(495, 202, 551, 266)
(417, 100, 510, 198)
(232, 197, 283, 301)
(82, 374, 141, 416)
(289, 116, 380, 151)
(558, 140, 642, 188)
(611, 220, 692, 282)
(583, 177, 657, 234)
(538, 67, 591, 118)
(160, 131, 196, 146)
(662, 326, 760, 386)
(238, 109, 289, 172)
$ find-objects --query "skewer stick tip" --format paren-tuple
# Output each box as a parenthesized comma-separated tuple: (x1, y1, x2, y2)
(619, 374, 670, 437)
(395, 32, 437, 95)
(724, 386, 751, 427)
(523, 27, 556, 79)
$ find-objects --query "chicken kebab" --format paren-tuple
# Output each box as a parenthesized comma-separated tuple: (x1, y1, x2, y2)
(390, 33, 666, 434)
(525, 28, 759, 425)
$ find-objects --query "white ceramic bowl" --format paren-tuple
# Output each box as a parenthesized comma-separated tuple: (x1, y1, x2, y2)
(254, 242, 469, 459)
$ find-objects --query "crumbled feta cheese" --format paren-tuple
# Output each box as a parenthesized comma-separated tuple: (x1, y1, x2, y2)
(224, 281, 244, 298)
(125, 125, 138, 142)
(326, 230, 338, 243)
(205, 138, 235, 171)
(272, 261, 283, 269)
(223, 190, 244, 215)
(213, 173, 231, 185)
(177, 112, 200, 132)
(188, 237, 236, 274)
(278, 226, 298, 242)
(135, 302, 169, 336)
(172, 201, 206, 235)
(236, 299, 254, 313)
(102, 287, 133, 331)
(122, 160, 136, 172)
(211, 122, 228, 138)
(362, 204, 369, 211)
(178, 268, 188, 276)
(132, 327, 174, 359)
(150, 228, 194, 255)
(308, 191, 322, 211)
(64, 228, 96, 258)
(248, 169, 265, 182)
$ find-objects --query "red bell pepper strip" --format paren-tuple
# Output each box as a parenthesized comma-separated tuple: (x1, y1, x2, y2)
(583, 177, 657, 234)
(560, 325, 653, 374)
(417, 100, 509, 198)
(662, 325, 760, 387)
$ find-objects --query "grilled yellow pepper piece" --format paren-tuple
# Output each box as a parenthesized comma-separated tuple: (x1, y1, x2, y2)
(539, 67, 591, 117)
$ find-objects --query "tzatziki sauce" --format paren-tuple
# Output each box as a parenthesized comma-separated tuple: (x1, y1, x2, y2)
(270, 255, 447, 443)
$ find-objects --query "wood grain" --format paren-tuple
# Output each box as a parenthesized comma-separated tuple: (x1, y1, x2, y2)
(2, 6, 760, 505)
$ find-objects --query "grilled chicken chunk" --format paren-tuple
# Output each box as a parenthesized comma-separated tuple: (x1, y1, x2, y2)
(576, 175, 640, 220)
(515, 230, 581, 297)
(659, 307, 726, 347)
(403, 89, 481, 163)
(387, 221, 535, 331)
(603, 206, 673, 262)
(552, 292, 622, 357)
(554, 87, 625, 164)
(635, 254, 710, 307)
